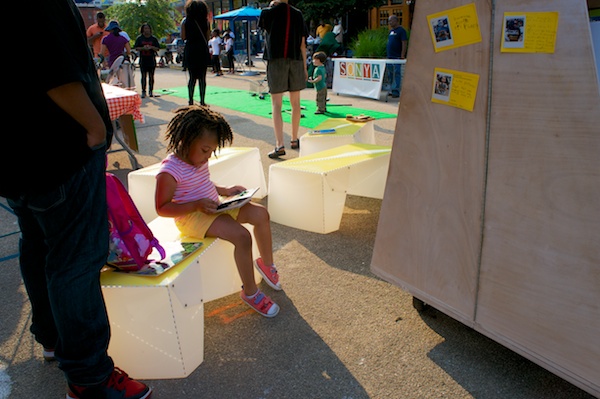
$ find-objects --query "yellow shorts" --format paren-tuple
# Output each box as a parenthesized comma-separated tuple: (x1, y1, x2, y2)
(175, 208, 241, 239)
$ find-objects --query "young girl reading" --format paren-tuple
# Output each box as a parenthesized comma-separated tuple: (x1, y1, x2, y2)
(155, 105, 281, 317)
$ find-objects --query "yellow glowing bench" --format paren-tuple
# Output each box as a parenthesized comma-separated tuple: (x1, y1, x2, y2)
(298, 118, 376, 157)
(268, 143, 391, 234)
(101, 216, 260, 380)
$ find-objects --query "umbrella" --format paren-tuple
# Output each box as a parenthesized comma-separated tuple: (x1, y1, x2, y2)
(214, 6, 262, 75)
(213, 6, 262, 20)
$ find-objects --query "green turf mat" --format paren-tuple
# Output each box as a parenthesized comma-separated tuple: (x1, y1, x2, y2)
(160, 86, 396, 129)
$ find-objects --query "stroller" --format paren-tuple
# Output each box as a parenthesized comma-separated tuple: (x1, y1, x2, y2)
(105, 55, 135, 89)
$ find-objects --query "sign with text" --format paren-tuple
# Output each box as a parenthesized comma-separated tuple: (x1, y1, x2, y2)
(333, 58, 405, 100)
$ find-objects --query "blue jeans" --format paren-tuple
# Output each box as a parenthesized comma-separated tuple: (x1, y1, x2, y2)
(386, 63, 403, 96)
(7, 144, 114, 386)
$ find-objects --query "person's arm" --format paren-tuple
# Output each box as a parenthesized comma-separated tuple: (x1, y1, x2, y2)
(401, 40, 407, 59)
(87, 28, 103, 46)
(124, 41, 132, 58)
(155, 173, 219, 216)
(46, 82, 106, 147)
(181, 22, 187, 40)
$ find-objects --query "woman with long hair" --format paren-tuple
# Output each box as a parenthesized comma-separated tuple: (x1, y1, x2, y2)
(182, 0, 211, 106)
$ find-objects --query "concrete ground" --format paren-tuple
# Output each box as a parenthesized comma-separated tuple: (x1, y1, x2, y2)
(0, 62, 595, 399)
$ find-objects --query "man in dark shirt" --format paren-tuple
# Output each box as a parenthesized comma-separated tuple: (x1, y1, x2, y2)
(386, 14, 408, 98)
(2, 1, 151, 398)
(258, 0, 308, 158)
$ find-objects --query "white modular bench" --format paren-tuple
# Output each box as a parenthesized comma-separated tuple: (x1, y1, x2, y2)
(101, 216, 261, 380)
(268, 143, 392, 234)
(299, 118, 375, 157)
(128, 147, 268, 223)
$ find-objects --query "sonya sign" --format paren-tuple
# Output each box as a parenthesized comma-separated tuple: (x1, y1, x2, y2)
(339, 60, 384, 81)
(333, 58, 406, 100)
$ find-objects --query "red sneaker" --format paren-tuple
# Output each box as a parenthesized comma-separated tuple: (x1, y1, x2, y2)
(67, 367, 152, 399)
(254, 258, 282, 291)
(240, 289, 280, 318)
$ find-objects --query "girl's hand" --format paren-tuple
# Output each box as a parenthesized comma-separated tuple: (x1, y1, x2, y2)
(195, 198, 218, 214)
(220, 185, 246, 197)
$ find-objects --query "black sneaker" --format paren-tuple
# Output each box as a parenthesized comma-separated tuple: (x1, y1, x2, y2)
(268, 146, 286, 159)
(67, 367, 152, 399)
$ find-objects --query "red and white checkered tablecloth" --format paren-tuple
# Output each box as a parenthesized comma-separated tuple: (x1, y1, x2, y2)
(102, 83, 144, 123)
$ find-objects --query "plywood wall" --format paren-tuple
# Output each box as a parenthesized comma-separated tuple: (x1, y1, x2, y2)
(371, 0, 492, 326)
(477, 0, 600, 392)
(371, 0, 600, 396)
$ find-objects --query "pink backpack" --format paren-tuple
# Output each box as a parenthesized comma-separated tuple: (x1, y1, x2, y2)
(106, 173, 166, 271)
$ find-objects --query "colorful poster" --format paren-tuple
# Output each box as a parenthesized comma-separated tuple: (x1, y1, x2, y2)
(431, 68, 479, 112)
(501, 12, 559, 53)
(427, 3, 482, 52)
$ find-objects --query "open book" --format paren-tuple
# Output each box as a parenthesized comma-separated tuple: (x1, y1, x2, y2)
(217, 187, 259, 211)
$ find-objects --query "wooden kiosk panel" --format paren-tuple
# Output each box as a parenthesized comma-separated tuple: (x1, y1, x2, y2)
(372, 0, 600, 396)
(477, 0, 600, 393)
(371, 0, 492, 325)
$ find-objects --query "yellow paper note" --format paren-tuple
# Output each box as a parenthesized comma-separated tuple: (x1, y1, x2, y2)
(501, 12, 559, 53)
(428, 3, 482, 52)
(431, 68, 480, 112)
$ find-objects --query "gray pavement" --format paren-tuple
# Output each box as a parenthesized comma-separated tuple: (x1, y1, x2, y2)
(0, 63, 596, 399)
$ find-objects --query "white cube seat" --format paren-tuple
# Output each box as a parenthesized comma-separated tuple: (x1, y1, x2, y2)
(268, 143, 391, 234)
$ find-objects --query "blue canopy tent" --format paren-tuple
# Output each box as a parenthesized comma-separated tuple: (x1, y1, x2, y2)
(214, 6, 262, 76)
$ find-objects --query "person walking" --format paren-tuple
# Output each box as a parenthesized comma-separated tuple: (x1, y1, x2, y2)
(134, 23, 160, 98)
(2, 0, 152, 398)
(386, 14, 408, 98)
(258, 0, 309, 158)
(181, 0, 211, 106)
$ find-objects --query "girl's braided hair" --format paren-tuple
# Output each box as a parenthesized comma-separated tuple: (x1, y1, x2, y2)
(165, 105, 233, 159)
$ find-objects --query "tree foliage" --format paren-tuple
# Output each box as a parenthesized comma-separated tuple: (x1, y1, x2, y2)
(104, 0, 180, 44)
(295, 0, 386, 24)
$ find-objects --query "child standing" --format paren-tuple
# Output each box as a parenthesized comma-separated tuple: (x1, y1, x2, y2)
(155, 106, 281, 318)
(208, 29, 223, 76)
(308, 51, 327, 114)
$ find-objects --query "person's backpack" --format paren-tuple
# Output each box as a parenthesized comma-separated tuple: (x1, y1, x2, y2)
(106, 173, 166, 271)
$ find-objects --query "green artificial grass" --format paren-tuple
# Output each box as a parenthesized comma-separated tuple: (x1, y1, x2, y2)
(160, 85, 396, 129)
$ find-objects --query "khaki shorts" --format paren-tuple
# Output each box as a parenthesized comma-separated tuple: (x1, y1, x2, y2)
(175, 207, 240, 239)
(267, 58, 306, 94)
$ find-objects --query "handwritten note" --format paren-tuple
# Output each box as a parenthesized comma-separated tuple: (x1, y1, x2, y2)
(501, 12, 559, 53)
(431, 68, 480, 112)
(428, 3, 482, 52)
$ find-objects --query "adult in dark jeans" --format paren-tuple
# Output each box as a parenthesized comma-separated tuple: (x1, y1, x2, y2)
(258, 0, 308, 158)
(181, 0, 211, 106)
(1, 0, 152, 398)
(386, 14, 408, 98)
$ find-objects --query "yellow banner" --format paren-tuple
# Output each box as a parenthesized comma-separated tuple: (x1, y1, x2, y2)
(501, 12, 559, 53)
(431, 68, 480, 112)
(427, 3, 482, 52)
